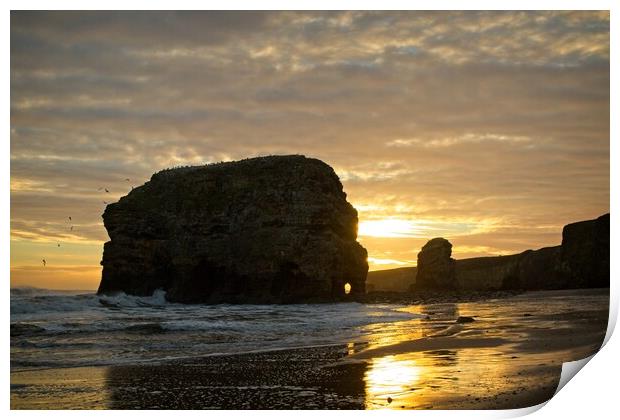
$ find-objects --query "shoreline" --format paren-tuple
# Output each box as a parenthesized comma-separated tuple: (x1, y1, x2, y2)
(10, 343, 562, 410)
(11, 288, 609, 409)
(11, 340, 577, 410)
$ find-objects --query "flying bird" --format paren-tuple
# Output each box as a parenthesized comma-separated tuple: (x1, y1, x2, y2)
(105, 188, 109, 193)
(57, 243, 60, 247)
(68, 216, 71, 221)
(125, 178, 130, 182)
(97, 187, 103, 191)
(103, 201, 108, 205)
(42, 259, 46, 266)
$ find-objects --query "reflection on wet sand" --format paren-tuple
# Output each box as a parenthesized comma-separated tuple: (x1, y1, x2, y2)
(10, 366, 110, 410)
(362, 346, 559, 410)
(365, 355, 424, 409)
(361, 290, 608, 410)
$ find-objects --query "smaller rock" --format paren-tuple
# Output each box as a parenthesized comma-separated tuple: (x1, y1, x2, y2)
(456, 316, 475, 323)
(415, 238, 456, 289)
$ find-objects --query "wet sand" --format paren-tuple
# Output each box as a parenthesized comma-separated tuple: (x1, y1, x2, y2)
(11, 288, 608, 410)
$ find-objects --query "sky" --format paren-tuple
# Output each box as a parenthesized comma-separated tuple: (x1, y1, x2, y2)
(10, 11, 610, 290)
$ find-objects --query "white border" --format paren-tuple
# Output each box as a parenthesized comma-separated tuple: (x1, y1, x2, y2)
(4, 2, 617, 419)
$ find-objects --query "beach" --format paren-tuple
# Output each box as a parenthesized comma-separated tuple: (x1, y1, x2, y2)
(10, 288, 608, 409)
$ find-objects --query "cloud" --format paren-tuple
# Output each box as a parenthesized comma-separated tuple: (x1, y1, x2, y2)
(386, 133, 534, 148)
(10, 11, 609, 285)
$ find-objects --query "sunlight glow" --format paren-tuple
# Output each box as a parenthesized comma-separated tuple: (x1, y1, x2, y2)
(358, 219, 422, 238)
(344, 283, 352, 295)
(365, 355, 422, 409)
(367, 257, 412, 266)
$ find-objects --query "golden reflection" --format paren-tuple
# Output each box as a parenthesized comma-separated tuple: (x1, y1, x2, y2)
(358, 312, 430, 354)
(11, 366, 110, 409)
(365, 355, 422, 409)
(361, 299, 522, 410)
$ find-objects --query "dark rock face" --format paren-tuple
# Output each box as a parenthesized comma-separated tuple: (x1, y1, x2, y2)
(97, 155, 368, 303)
(513, 246, 563, 290)
(561, 213, 610, 288)
(455, 253, 523, 290)
(414, 213, 609, 291)
(415, 238, 456, 289)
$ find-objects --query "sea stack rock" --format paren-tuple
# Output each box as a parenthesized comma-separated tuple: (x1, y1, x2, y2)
(415, 238, 456, 289)
(97, 155, 369, 303)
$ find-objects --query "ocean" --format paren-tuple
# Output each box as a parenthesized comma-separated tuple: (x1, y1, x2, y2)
(10, 287, 425, 371)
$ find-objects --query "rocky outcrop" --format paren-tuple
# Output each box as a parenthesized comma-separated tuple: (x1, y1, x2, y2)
(415, 238, 456, 289)
(414, 213, 609, 291)
(97, 155, 368, 303)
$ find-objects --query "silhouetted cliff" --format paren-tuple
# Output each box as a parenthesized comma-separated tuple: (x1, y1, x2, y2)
(561, 213, 610, 289)
(413, 213, 609, 291)
(366, 267, 417, 292)
(97, 155, 368, 303)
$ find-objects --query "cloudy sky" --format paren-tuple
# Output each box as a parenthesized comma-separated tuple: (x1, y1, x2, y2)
(10, 11, 609, 290)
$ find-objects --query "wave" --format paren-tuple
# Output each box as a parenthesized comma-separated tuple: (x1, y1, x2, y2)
(11, 288, 426, 370)
(11, 293, 98, 315)
(10, 289, 173, 315)
(97, 289, 169, 308)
